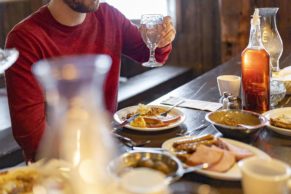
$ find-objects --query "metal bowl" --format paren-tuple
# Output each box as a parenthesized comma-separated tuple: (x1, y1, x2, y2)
(205, 109, 267, 138)
(108, 150, 185, 183)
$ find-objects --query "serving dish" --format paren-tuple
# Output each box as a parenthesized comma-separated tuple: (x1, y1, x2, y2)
(205, 109, 267, 138)
(263, 107, 291, 136)
(108, 150, 208, 183)
(162, 135, 270, 181)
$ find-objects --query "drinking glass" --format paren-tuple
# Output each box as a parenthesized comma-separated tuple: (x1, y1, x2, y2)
(270, 79, 286, 106)
(259, 8, 283, 73)
(140, 14, 163, 67)
(0, 48, 19, 73)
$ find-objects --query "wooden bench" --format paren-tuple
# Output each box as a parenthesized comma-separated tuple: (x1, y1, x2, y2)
(118, 65, 193, 109)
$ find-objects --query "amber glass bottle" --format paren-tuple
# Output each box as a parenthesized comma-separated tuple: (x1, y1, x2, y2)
(241, 9, 270, 113)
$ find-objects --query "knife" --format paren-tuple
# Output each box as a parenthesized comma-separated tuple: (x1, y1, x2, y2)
(112, 113, 140, 131)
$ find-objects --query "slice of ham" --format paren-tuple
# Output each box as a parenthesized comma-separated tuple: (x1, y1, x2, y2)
(216, 139, 254, 161)
(207, 146, 236, 172)
(186, 144, 223, 166)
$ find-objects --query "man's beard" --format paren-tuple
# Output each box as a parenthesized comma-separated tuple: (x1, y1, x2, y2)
(63, 0, 99, 13)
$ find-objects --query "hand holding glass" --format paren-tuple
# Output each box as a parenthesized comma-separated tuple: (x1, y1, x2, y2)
(140, 14, 163, 67)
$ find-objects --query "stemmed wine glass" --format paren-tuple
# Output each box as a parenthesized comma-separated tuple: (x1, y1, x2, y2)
(140, 14, 163, 67)
(0, 48, 19, 73)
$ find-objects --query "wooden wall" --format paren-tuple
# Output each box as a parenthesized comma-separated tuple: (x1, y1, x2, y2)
(167, 0, 291, 75)
(0, 0, 43, 47)
(168, 0, 221, 77)
(219, 0, 291, 62)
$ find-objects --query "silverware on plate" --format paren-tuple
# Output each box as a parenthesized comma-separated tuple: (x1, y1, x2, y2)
(160, 100, 184, 117)
(112, 133, 151, 148)
(112, 113, 140, 132)
(176, 123, 209, 136)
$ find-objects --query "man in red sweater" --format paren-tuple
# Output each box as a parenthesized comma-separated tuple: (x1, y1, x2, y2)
(5, 0, 175, 162)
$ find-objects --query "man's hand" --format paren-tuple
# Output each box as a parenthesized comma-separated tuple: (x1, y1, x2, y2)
(158, 16, 176, 48)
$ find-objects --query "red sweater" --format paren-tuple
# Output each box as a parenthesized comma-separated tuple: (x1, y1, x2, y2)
(5, 3, 171, 160)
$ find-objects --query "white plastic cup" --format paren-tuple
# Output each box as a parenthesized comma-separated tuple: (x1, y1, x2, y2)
(238, 157, 291, 194)
(217, 75, 241, 97)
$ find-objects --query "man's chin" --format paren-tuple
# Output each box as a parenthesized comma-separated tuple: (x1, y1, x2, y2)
(64, 0, 100, 13)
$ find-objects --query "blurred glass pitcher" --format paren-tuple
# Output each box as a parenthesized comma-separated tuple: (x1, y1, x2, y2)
(259, 7, 283, 73)
(32, 54, 118, 194)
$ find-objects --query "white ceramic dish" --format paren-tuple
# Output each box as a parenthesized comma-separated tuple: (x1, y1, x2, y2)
(263, 107, 291, 136)
(162, 136, 270, 181)
(113, 105, 186, 132)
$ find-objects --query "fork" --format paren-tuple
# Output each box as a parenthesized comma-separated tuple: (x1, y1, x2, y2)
(112, 133, 151, 148)
(160, 100, 184, 117)
(176, 123, 209, 136)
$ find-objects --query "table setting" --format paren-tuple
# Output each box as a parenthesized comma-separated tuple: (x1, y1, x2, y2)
(109, 9, 291, 192)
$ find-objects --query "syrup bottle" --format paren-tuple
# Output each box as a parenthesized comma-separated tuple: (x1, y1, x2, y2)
(241, 9, 270, 113)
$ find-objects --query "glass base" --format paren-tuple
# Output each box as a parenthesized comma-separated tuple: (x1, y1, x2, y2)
(272, 67, 280, 73)
(270, 79, 286, 107)
(142, 61, 163, 68)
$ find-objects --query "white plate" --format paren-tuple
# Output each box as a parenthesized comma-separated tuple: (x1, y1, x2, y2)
(113, 105, 185, 132)
(162, 136, 270, 181)
(263, 107, 291, 136)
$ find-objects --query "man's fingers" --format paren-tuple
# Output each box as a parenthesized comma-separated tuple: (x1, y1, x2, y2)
(158, 28, 176, 48)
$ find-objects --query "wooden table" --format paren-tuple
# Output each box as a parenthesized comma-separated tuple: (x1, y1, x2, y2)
(117, 56, 291, 194)
(0, 54, 290, 193)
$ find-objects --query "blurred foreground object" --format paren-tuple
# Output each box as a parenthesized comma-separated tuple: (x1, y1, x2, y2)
(32, 55, 118, 194)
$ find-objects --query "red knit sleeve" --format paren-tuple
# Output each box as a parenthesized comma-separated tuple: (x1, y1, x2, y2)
(5, 30, 45, 162)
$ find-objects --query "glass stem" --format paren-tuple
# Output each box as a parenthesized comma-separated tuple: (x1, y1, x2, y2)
(149, 48, 156, 63)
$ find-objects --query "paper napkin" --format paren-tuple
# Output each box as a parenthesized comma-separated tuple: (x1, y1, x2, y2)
(161, 96, 222, 112)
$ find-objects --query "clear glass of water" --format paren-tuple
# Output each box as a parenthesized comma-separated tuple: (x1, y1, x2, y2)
(270, 79, 286, 106)
(0, 48, 19, 73)
(140, 14, 163, 67)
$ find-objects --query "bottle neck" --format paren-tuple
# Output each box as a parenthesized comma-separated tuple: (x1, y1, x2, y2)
(248, 23, 264, 49)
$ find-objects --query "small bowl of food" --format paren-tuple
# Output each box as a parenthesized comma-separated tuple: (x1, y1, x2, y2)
(205, 109, 267, 138)
(108, 150, 185, 183)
